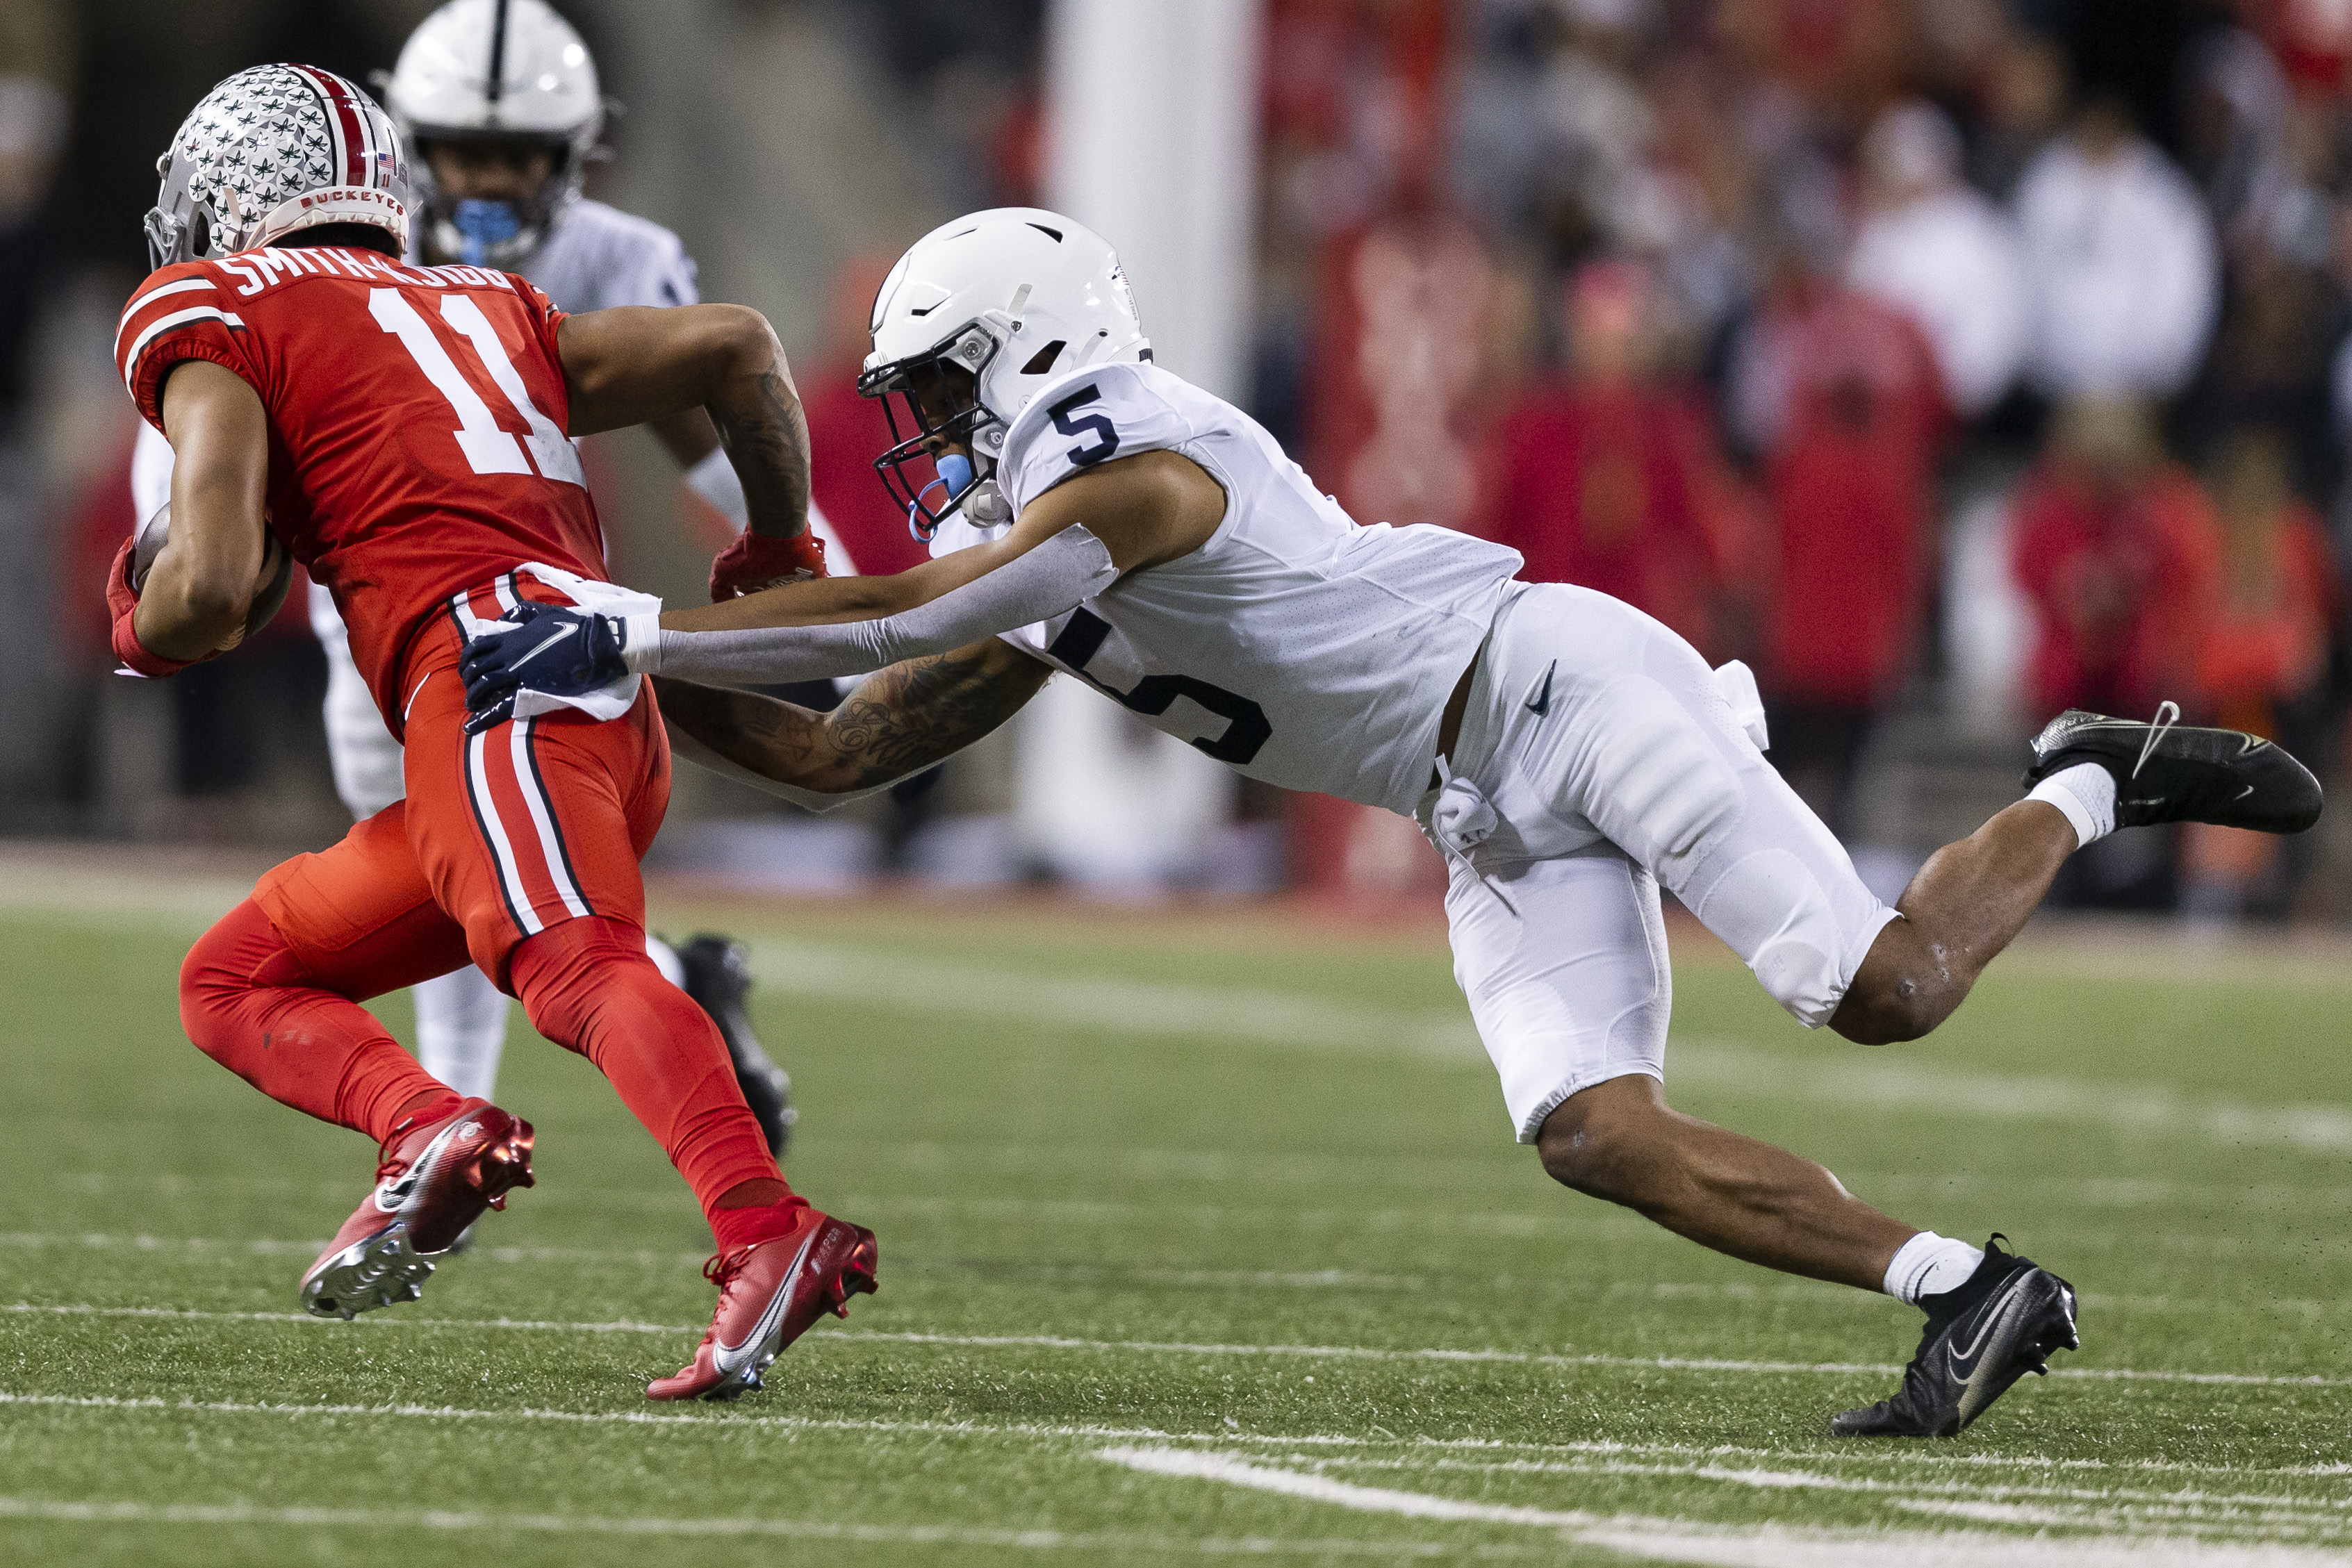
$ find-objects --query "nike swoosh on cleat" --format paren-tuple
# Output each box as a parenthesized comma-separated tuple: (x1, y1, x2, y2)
(508, 622, 579, 672)
(1526, 661, 1556, 718)
(1956, 1283, 2050, 1426)
(1943, 1269, 2034, 1380)
(714, 1228, 821, 1375)
(2236, 784, 2255, 800)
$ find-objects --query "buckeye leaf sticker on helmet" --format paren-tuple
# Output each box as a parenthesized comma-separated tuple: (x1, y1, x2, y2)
(146, 65, 410, 272)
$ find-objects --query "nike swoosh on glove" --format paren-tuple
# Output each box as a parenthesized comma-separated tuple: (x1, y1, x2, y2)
(710, 530, 826, 602)
(461, 602, 628, 733)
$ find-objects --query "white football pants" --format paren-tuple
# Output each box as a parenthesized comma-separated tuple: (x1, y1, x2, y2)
(1426, 582, 1898, 1143)
(308, 585, 688, 1102)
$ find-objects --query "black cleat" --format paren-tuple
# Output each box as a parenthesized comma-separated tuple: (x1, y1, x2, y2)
(1832, 1235, 2079, 1438)
(677, 933, 796, 1156)
(2023, 704, 2322, 834)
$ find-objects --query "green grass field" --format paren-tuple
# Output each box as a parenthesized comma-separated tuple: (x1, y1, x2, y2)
(2, 855, 2349, 1566)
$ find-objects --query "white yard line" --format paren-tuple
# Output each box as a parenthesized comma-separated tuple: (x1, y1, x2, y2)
(1102, 1443, 1599, 1528)
(1097, 1446, 2352, 1567)
(8, 1301, 2349, 1390)
(7, 1389, 2346, 1485)
(0, 1494, 1542, 1558)
(0, 1232, 1424, 1290)
(1318, 1453, 2352, 1515)
(0, 1231, 706, 1266)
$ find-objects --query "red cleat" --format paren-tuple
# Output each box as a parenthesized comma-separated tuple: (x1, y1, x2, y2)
(298, 1098, 535, 1320)
(646, 1210, 878, 1401)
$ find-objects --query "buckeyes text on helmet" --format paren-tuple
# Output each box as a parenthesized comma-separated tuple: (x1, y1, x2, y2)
(145, 65, 410, 272)
(859, 208, 1149, 534)
(385, 0, 605, 270)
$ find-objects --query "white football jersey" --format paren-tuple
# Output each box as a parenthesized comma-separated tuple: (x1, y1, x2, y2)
(506, 198, 700, 314)
(929, 361, 1522, 816)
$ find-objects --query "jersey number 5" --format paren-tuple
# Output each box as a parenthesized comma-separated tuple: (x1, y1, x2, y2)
(370, 288, 585, 487)
(1046, 607, 1272, 765)
(1048, 384, 1121, 468)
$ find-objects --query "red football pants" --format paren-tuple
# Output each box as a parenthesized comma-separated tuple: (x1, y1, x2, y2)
(179, 609, 784, 1219)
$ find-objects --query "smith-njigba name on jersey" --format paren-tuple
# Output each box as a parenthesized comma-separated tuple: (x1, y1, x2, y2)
(928, 360, 1524, 816)
(115, 247, 609, 733)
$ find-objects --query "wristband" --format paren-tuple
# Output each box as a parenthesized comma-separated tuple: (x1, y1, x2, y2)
(620, 612, 666, 676)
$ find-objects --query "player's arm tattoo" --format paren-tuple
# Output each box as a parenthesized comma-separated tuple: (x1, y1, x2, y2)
(557, 304, 810, 537)
(823, 639, 1053, 787)
(650, 640, 1049, 795)
(706, 358, 811, 540)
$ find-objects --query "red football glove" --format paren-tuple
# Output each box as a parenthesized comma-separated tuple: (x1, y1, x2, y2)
(709, 529, 827, 602)
(106, 533, 196, 679)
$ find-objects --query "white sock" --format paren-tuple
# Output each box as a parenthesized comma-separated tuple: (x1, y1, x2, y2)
(2025, 761, 2116, 850)
(414, 966, 510, 1103)
(1884, 1231, 1986, 1304)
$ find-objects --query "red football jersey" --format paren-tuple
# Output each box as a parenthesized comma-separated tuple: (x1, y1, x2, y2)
(115, 245, 608, 727)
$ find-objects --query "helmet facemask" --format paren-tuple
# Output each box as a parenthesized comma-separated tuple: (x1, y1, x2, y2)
(384, 0, 607, 270)
(858, 322, 1012, 540)
(411, 130, 585, 267)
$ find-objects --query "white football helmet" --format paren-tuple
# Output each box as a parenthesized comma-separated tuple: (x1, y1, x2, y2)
(145, 65, 409, 272)
(385, 0, 604, 267)
(860, 207, 1149, 536)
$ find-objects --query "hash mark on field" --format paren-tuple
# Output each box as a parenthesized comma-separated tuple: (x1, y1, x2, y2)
(0, 1494, 1542, 1558)
(1100, 1448, 2352, 1564)
(9, 1303, 2351, 1389)
(8, 1390, 2349, 1483)
(1320, 1453, 2352, 1519)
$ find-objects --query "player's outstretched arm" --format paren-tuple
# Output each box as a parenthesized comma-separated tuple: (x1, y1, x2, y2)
(668, 447, 1226, 634)
(135, 361, 274, 662)
(461, 447, 1222, 718)
(555, 304, 812, 543)
(651, 637, 1051, 803)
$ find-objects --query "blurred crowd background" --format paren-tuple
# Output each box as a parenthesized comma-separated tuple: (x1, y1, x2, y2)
(7, 0, 2352, 923)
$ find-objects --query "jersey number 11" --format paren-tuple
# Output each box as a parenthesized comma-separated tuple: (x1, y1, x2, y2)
(370, 288, 586, 488)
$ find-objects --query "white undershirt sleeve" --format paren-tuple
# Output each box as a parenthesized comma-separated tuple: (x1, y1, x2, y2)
(623, 524, 1117, 685)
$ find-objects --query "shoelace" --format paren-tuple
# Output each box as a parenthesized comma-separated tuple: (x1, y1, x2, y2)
(674, 1248, 759, 1355)
(2132, 700, 2181, 779)
(702, 1247, 754, 1290)
(1425, 757, 1518, 916)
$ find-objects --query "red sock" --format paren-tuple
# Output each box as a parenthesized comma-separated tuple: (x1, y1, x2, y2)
(510, 916, 800, 1229)
(181, 900, 456, 1145)
(710, 1199, 807, 1253)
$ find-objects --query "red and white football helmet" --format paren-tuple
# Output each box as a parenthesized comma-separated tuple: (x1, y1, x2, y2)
(145, 65, 411, 271)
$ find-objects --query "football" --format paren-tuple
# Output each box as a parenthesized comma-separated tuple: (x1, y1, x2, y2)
(131, 502, 293, 648)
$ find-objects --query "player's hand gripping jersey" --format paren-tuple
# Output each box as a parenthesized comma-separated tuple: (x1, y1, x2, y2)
(115, 246, 605, 730)
(935, 361, 1523, 815)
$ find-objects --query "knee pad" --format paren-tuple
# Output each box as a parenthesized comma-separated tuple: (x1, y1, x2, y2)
(1576, 676, 1747, 870)
(1689, 848, 1850, 1025)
